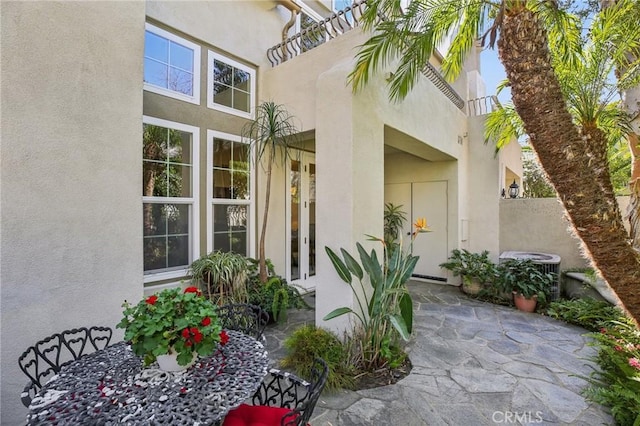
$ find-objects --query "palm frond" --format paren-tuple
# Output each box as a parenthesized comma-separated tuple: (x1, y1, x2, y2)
(484, 102, 524, 153)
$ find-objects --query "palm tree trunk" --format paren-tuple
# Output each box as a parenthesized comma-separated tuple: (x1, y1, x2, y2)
(498, 7, 640, 324)
(628, 133, 640, 247)
(259, 153, 273, 283)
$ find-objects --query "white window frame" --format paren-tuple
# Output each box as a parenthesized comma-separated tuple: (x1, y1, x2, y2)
(206, 130, 255, 257)
(143, 116, 200, 283)
(207, 51, 256, 119)
(143, 23, 201, 105)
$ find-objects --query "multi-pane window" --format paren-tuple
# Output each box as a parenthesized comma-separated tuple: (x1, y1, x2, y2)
(207, 51, 255, 118)
(143, 117, 199, 280)
(144, 23, 201, 104)
(207, 131, 252, 256)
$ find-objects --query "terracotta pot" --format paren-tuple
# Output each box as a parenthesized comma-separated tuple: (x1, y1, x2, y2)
(512, 292, 538, 313)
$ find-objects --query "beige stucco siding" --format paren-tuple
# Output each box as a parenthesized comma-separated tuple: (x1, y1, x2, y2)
(0, 2, 145, 423)
(146, 0, 284, 69)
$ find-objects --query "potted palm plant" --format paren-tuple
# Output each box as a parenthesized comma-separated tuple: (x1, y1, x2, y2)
(439, 249, 497, 295)
(496, 259, 554, 312)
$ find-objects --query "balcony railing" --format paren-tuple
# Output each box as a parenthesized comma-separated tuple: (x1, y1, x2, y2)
(467, 95, 501, 116)
(267, 0, 465, 110)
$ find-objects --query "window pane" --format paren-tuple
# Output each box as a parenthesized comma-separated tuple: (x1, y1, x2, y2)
(213, 84, 233, 108)
(145, 31, 168, 62)
(168, 130, 192, 164)
(232, 171, 249, 199)
(213, 169, 232, 198)
(213, 138, 231, 168)
(142, 162, 166, 196)
(233, 143, 249, 170)
(144, 58, 169, 88)
(168, 235, 189, 267)
(144, 237, 167, 271)
(143, 203, 190, 272)
(214, 60, 234, 85)
(232, 89, 250, 113)
(213, 204, 248, 255)
(166, 204, 189, 234)
(169, 68, 193, 96)
(233, 69, 250, 88)
(143, 203, 167, 236)
(169, 41, 193, 72)
(143, 124, 168, 161)
(168, 164, 191, 197)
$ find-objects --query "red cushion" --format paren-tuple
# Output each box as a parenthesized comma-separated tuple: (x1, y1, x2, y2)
(222, 404, 296, 426)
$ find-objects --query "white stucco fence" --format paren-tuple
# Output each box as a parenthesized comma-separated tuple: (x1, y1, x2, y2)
(499, 196, 631, 270)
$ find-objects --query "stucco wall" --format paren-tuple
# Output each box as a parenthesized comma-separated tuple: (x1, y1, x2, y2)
(499, 197, 631, 271)
(0, 2, 145, 423)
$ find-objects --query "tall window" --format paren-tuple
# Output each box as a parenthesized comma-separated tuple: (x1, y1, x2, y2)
(207, 130, 253, 256)
(207, 51, 255, 119)
(143, 117, 199, 281)
(144, 23, 201, 104)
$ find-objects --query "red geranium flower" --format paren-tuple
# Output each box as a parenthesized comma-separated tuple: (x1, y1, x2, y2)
(182, 328, 191, 339)
(146, 295, 158, 305)
(201, 317, 211, 326)
(184, 287, 202, 296)
(219, 330, 229, 346)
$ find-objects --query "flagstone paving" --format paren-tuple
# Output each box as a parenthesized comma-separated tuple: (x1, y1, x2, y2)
(263, 282, 614, 425)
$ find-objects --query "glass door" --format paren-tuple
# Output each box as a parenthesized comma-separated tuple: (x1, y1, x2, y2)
(288, 153, 316, 291)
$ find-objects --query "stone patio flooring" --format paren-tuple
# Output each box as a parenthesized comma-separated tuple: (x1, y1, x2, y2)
(263, 281, 614, 425)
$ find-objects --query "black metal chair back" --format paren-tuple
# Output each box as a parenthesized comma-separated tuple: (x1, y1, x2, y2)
(217, 303, 269, 341)
(251, 357, 329, 426)
(18, 326, 113, 407)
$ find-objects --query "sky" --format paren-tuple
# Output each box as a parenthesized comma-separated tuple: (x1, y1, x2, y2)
(480, 47, 511, 104)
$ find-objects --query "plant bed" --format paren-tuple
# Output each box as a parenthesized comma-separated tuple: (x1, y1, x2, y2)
(353, 357, 412, 390)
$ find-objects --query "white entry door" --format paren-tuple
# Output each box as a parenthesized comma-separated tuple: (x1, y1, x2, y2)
(287, 153, 316, 291)
(384, 181, 448, 282)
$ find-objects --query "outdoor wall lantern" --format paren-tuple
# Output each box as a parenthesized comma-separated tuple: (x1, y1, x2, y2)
(508, 180, 519, 198)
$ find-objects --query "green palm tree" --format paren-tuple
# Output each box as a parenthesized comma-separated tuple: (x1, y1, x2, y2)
(600, 0, 640, 249)
(350, 0, 640, 324)
(485, 1, 637, 196)
(243, 102, 300, 283)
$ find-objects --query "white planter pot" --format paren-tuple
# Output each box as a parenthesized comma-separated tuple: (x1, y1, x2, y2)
(156, 349, 196, 372)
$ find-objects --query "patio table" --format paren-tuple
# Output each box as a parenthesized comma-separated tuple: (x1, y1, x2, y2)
(26, 330, 269, 425)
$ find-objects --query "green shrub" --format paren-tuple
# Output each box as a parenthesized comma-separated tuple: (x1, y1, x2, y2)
(585, 320, 640, 426)
(245, 257, 310, 323)
(281, 324, 355, 390)
(545, 298, 622, 331)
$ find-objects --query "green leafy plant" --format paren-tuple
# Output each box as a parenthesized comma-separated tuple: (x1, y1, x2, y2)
(585, 320, 640, 426)
(324, 218, 430, 369)
(246, 257, 310, 323)
(383, 202, 407, 248)
(190, 251, 249, 305)
(545, 298, 622, 331)
(117, 287, 222, 366)
(439, 249, 497, 292)
(281, 324, 355, 390)
(495, 259, 554, 306)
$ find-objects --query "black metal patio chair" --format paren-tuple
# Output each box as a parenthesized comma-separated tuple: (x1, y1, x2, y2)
(222, 357, 329, 426)
(217, 303, 269, 341)
(18, 325, 113, 407)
